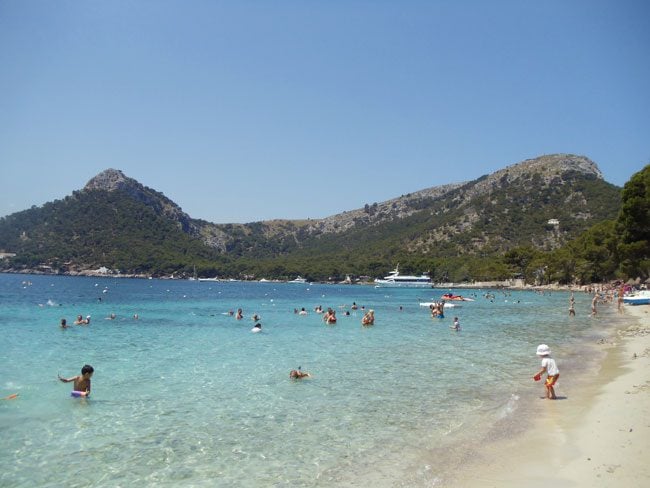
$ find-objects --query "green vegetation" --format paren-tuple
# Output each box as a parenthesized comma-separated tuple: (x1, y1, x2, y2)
(0, 190, 226, 276)
(1, 162, 647, 284)
(494, 165, 649, 284)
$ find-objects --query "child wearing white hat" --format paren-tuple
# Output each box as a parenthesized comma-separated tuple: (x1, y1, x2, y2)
(533, 344, 560, 400)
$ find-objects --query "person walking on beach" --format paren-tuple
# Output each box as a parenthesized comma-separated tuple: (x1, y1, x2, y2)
(58, 364, 94, 398)
(533, 345, 559, 400)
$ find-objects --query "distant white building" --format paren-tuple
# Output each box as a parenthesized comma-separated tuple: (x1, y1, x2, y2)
(0, 252, 16, 259)
(547, 219, 560, 226)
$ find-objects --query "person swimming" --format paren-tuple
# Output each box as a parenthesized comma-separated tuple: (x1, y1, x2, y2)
(289, 367, 310, 379)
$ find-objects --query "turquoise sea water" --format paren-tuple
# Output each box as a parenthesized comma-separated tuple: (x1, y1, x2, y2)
(0, 274, 618, 487)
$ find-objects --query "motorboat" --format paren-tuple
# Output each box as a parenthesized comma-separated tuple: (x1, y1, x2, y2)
(623, 290, 650, 305)
(289, 276, 308, 284)
(440, 293, 474, 302)
(374, 265, 432, 288)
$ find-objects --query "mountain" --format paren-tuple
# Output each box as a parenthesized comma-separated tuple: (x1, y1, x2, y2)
(0, 170, 224, 276)
(199, 154, 620, 258)
(0, 154, 622, 279)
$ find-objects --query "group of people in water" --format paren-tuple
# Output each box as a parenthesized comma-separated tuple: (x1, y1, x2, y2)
(230, 299, 463, 332)
(288, 302, 376, 326)
(60, 314, 91, 328)
(59, 312, 138, 328)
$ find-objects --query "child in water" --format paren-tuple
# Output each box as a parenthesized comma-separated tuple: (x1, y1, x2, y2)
(58, 364, 94, 397)
(450, 317, 461, 331)
(533, 345, 559, 399)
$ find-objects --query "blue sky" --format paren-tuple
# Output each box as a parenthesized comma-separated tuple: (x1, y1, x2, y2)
(1, 1, 648, 223)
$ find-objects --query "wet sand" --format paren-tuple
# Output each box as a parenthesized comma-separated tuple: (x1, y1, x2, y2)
(449, 304, 650, 487)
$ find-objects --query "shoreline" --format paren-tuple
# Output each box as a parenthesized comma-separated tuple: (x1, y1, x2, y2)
(0, 270, 625, 292)
(449, 304, 650, 487)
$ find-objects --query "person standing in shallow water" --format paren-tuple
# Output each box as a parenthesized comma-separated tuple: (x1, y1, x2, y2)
(533, 344, 559, 400)
(617, 286, 625, 314)
(591, 293, 598, 316)
(362, 310, 374, 326)
(450, 317, 461, 331)
(58, 364, 94, 398)
(568, 292, 576, 317)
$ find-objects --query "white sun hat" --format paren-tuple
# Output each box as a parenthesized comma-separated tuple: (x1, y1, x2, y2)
(536, 344, 551, 356)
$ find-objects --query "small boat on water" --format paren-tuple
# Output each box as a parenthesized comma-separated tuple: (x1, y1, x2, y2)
(623, 290, 650, 305)
(440, 293, 474, 302)
(289, 276, 308, 284)
(374, 265, 432, 288)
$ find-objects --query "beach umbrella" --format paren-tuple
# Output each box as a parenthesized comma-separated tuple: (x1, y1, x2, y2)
(626, 278, 636, 285)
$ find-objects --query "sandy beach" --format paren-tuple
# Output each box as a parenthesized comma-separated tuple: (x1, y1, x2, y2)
(450, 303, 650, 487)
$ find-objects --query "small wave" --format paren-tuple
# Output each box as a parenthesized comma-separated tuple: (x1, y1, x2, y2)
(497, 393, 520, 419)
(4, 381, 22, 390)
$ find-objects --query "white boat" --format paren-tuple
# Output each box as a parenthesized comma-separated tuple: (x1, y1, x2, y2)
(623, 290, 650, 305)
(198, 277, 219, 282)
(374, 265, 432, 288)
(289, 276, 308, 284)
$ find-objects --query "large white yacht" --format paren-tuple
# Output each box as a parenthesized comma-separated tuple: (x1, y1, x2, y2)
(374, 265, 432, 288)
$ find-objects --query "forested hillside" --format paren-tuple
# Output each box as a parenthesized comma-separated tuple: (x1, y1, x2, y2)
(0, 190, 225, 276)
(0, 155, 637, 283)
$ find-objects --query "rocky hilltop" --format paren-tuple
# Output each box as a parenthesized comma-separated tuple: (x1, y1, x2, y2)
(84, 169, 197, 234)
(308, 153, 601, 232)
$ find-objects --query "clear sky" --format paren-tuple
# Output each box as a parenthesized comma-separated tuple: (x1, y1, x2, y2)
(1, 1, 648, 223)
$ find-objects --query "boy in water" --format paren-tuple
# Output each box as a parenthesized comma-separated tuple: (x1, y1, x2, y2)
(533, 345, 559, 399)
(58, 364, 94, 397)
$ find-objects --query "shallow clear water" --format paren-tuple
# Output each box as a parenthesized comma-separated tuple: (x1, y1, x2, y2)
(0, 274, 615, 487)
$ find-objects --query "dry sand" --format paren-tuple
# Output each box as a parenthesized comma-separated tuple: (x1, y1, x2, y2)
(450, 304, 650, 488)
